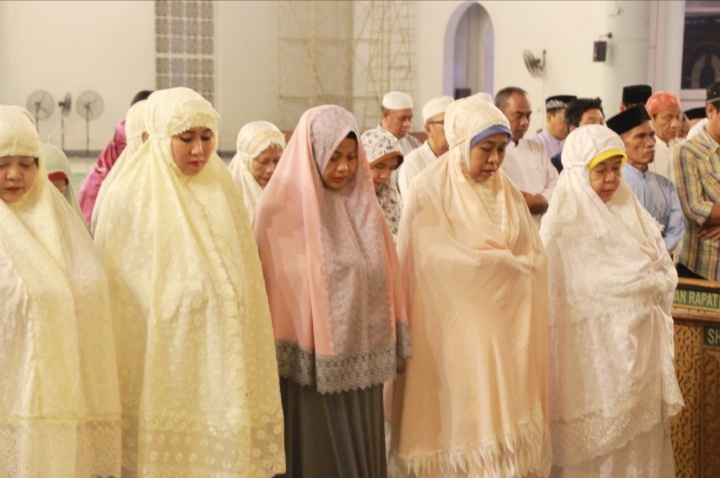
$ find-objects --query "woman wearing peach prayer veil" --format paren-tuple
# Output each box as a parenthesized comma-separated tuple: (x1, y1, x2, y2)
(539, 125, 683, 477)
(389, 95, 551, 478)
(0, 105, 121, 476)
(253, 105, 410, 478)
(94, 87, 285, 477)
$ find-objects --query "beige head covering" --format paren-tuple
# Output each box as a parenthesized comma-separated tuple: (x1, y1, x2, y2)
(91, 99, 148, 231)
(227, 120, 286, 217)
(40, 142, 83, 219)
(0, 105, 121, 475)
(539, 125, 683, 468)
(93, 87, 285, 476)
(390, 95, 551, 477)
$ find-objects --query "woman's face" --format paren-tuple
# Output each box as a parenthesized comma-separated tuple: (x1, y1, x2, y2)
(50, 177, 67, 195)
(589, 156, 623, 203)
(0, 155, 38, 204)
(321, 137, 358, 190)
(468, 133, 508, 183)
(171, 127, 214, 175)
(370, 153, 401, 191)
(251, 145, 282, 188)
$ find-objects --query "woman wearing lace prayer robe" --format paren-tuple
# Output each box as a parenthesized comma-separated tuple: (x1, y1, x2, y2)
(539, 125, 684, 477)
(389, 95, 552, 478)
(228, 120, 286, 218)
(0, 105, 121, 477)
(94, 87, 285, 478)
(253, 105, 411, 478)
(40, 141, 84, 219)
(360, 127, 404, 242)
(92, 98, 149, 232)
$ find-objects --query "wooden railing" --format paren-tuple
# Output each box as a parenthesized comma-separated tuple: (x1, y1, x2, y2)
(672, 278, 720, 478)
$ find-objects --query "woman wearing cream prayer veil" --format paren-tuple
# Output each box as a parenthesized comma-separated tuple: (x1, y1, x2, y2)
(40, 141, 84, 218)
(91, 98, 148, 232)
(539, 125, 683, 477)
(0, 105, 121, 476)
(228, 120, 286, 217)
(253, 105, 410, 478)
(93, 87, 285, 477)
(389, 95, 551, 478)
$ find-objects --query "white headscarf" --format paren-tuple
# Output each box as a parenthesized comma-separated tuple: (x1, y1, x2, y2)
(94, 87, 285, 476)
(91, 99, 148, 232)
(40, 142, 84, 219)
(0, 105, 121, 476)
(227, 120, 286, 218)
(361, 127, 404, 241)
(539, 124, 684, 467)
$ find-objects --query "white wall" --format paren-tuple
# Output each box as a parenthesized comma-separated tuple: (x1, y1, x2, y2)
(215, 1, 280, 151)
(416, 0, 654, 135)
(0, 1, 155, 152)
(1, 0, 686, 154)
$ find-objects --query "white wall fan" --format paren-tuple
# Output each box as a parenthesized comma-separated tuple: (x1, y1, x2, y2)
(76, 90, 104, 155)
(26, 89, 55, 132)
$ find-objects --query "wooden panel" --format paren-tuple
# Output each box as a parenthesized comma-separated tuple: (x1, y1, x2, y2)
(673, 322, 702, 477)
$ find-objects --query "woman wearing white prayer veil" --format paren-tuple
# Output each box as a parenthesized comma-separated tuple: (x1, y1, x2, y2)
(91, 98, 148, 232)
(390, 95, 551, 478)
(539, 125, 684, 477)
(0, 105, 121, 476)
(94, 87, 285, 477)
(228, 120, 286, 218)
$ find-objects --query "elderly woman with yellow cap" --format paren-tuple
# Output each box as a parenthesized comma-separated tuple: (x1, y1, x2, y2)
(389, 95, 551, 478)
(0, 105, 121, 476)
(539, 125, 684, 477)
(94, 87, 284, 477)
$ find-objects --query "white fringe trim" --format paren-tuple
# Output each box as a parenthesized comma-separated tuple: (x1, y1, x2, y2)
(390, 407, 551, 478)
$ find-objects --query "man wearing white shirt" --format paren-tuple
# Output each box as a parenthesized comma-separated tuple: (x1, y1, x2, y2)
(532, 95, 576, 159)
(398, 95, 453, 196)
(645, 91, 682, 180)
(495, 86, 558, 227)
(378, 91, 422, 156)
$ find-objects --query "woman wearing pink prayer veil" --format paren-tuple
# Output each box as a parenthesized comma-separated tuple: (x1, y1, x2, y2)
(253, 105, 411, 478)
(389, 95, 551, 478)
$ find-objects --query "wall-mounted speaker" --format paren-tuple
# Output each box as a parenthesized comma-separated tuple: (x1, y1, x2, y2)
(593, 41, 607, 62)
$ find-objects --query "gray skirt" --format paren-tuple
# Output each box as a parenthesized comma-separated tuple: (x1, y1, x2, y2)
(277, 378, 387, 478)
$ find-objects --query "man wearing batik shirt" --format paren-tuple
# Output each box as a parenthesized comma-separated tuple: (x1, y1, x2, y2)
(496, 86, 558, 227)
(607, 105, 684, 253)
(673, 80, 720, 280)
(620, 84, 652, 111)
(378, 90, 422, 156)
(532, 95, 576, 159)
(398, 95, 453, 196)
(646, 91, 682, 179)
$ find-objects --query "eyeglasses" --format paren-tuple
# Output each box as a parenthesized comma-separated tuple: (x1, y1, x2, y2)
(254, 158, 281, 168)
(427, 120, 444, 125)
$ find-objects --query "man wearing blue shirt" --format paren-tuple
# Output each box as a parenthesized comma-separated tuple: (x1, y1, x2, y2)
(607, 105, 685, 253)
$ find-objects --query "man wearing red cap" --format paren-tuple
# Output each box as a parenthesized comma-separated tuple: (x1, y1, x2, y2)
(645, 91, 682, 179)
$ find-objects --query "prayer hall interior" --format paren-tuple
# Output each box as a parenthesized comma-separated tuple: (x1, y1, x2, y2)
(2, 1, 720, 477)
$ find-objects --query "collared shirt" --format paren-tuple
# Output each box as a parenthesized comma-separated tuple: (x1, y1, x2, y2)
(398, 141, 437, 197)
(501, 138, 559, 227)
(673, 126, 720, 280)
(532, 129, 564, 159)
(623, 164, 685, 251)
(648, 137, 676, 180)
(687, 118, 708, 140)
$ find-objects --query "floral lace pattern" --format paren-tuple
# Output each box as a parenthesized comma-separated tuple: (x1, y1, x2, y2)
(95, 88, 284, 476)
